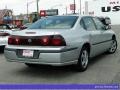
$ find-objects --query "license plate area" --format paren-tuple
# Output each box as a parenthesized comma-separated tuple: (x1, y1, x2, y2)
(17, 49, 40, 59)
(22, 50, 34, 57)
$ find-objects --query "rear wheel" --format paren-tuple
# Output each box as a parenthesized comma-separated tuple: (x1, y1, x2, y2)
(76, 46, 89, 72)
(107, 38, 117, 54)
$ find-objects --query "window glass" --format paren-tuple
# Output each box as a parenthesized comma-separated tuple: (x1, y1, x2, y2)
(28, 16, 78, 29)
(3, 26, 7, 29)
(0, 25, 10, 30)
(0, 25, 6, 29)
(80, 19, 86, 29)
(0, 26, 3, 29)
(93, 17, 105, 30)
(82, 17, 96, 30)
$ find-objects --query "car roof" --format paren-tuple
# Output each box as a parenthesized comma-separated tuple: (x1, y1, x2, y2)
(44, 14, 94, 18)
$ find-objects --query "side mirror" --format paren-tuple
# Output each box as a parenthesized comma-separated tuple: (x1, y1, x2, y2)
(105, 17, 111, 25)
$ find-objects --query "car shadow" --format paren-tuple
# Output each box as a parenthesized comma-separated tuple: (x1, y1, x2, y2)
(89, 53, 108, 66)
(12, 64, 78, 80)
(11, 51, 118, 79)
(89, 50, 119, 67)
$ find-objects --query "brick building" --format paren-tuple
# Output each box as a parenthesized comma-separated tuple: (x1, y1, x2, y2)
(0, 9, 13, 24)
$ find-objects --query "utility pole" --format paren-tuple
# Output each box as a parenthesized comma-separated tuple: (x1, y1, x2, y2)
(27, 1, 34, 22)
(66, 6, 67, 15)
(80, 0, 81, 15)
(5, 5, 7, 9)
(27, 3, 28, 19)
(36, 0, 39, 19)
(73, 0, 76, 14)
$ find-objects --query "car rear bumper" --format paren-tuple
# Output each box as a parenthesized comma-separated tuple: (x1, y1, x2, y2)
(4, 46, 79, 66)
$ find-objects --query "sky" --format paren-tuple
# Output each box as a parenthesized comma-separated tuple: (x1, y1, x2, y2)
(0, 0, 119, 25)
(0, 0, 92, 15)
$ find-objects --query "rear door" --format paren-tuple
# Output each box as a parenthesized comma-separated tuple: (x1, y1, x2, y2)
(81, 17, 104, 57)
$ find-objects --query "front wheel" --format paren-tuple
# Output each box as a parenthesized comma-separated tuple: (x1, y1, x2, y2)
(76, 46, 89, 72)
(107, 39, 117, 54)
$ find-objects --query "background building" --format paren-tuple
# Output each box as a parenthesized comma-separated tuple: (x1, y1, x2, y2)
(0, 9, 13, 24)
(87, 0, 120, 25)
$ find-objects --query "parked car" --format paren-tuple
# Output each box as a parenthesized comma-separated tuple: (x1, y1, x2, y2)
(8, 24, 19, 29)
(0, 24, 12, 48)
(4, 15, 117, 71)
(20, 23, 32, 30)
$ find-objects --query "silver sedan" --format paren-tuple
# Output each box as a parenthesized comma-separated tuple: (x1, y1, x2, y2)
(4, 15, 117, 71)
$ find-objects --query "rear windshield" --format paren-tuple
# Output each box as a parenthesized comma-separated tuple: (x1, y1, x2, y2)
(28, 16, 78, 29)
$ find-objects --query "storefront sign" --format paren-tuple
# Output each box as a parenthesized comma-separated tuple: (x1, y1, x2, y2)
(40, 9, 58, 17)
(101, 0, 120, 12)
(102, 6, 120, 12)
(70, 4, 76, 10)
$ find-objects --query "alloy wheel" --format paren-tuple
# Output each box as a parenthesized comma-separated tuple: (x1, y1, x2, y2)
(81, 50, 89, 68)
(109, 39, 117, 53)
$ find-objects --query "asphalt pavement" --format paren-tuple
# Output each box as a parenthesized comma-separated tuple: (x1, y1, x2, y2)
(0, 25, 120, 83)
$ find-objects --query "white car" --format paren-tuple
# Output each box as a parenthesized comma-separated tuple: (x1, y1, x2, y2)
(0, 24, 12, 47)
(4, 15, 117, 71)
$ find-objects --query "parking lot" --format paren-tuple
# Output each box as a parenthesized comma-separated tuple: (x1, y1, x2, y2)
(0, 25, 120, 84)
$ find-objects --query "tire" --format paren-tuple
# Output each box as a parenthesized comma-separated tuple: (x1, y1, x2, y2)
(25, 63, 37, 67)
(107, 38, 117, 54)
(76, 46, 89, 72)
(0, 46, 5, 53)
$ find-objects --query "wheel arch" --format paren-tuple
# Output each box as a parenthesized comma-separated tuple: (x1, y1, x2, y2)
(82, 43, 91, 54)
(112, 35, 116, 40)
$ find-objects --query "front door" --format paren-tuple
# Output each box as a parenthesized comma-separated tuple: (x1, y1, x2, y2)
(92, 17, 112, 53)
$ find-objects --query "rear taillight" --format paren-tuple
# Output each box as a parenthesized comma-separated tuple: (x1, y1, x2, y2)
(0, 33, 10, 36)
(8, 36, 20, 45)
(51, 35, 65, 46)
(14, 38, 21, 45)
(8, 36, 14, 45)
(40, 35, 66, 46)
(40, 36, 50, 46)
(8, 35, 66, 46)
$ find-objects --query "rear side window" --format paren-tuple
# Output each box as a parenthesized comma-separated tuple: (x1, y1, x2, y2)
(80, 19, 86, 29)
(93, 17, 105, 30)
(82, 17, 96, 30)
(28, 16, 78, 29)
